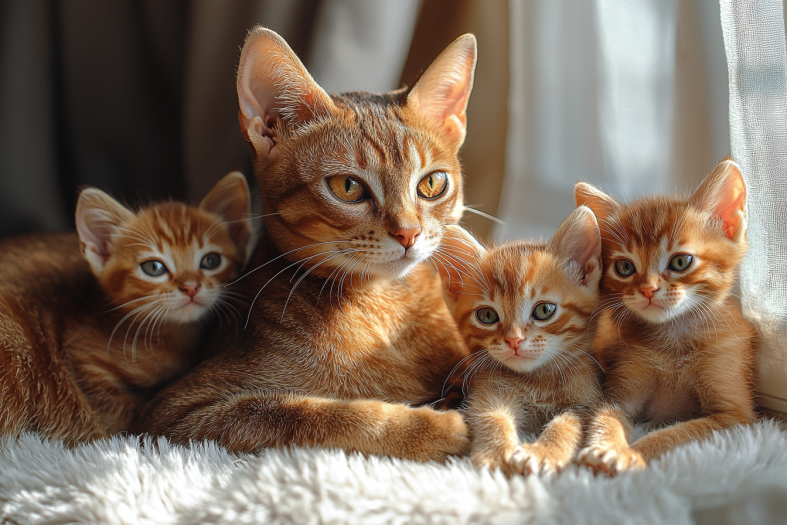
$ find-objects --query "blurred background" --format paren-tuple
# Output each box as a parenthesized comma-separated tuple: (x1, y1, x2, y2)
(0, 0, 730, 242)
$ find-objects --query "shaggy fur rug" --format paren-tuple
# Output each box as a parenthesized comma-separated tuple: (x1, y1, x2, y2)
(1, 420, 786, 525)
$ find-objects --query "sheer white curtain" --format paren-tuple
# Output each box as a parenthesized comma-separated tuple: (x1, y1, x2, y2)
(721, 0, 787, 412)
(498, 0, 729, 239)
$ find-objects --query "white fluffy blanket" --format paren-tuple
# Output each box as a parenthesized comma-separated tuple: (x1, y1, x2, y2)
(1, 420, 786, 525)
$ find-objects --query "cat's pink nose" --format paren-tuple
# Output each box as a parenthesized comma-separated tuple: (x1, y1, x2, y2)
(505, 336, 523, 351)
(390, 226, 421, 249)
(640, 284, 660, 299)
(179, 283, 201, 298)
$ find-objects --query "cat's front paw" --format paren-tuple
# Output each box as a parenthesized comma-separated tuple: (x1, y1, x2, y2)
(510, 443, 568, 476)
(403, 407, 469, 462)
(577, 443, 645, 475)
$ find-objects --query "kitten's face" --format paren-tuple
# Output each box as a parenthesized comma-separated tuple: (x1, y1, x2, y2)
(436, 209, 601, 375)
(576, 159, 748, 326)
(100, 204, 245, 324)
(237, 29, 476, 281)
(598, 201, 740, 324)
(77, 172, 255, 326)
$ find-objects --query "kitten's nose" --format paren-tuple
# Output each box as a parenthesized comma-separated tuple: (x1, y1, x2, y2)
(640, 283, 660, 299)
(505, 336, 523, 351)
(179, 282, 201, 298)
(389, 226, 421, 249)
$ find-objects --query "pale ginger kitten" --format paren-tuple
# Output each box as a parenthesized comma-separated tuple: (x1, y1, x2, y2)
(435, 207, 604, 476)
(0, 172, 255, 444)
(575, 158, 758, 474)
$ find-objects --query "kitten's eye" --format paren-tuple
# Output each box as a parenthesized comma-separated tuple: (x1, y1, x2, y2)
(200, 252, 221, 270)
(532, 302, 557, 321)
(417, 171, 448, 199)
(614, 259, 637, 277)
(668, 254, 693, 272)
(328, 175, 368, 203)
(141, 260, 168, 277)
(476, 307, 499, 325)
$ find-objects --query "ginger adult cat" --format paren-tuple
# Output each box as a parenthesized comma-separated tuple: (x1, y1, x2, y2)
(137, 28, 477, 461)
(435, 208, 603, 476)
(0, 172, 255, 444)
(574, 159, 758, 473)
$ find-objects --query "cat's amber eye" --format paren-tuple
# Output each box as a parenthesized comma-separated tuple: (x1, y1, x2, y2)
(668, 254, 693, 272)
(200, 253, 221, 270)
(328, 175, 368, 203)
(417, 171, 448, 200)
(614, 259, 637, 277)
(532, 302, 557, 321)
(141, 260, 168, 277)
(476, 307, 499, 325)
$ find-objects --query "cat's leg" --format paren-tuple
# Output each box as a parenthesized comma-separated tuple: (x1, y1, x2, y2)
(511, 409, 584, 475)
(146, 389, 469, 462)
(464, 386, 526, 476)
(576, 403, 645, 474)
(630, 346, 755, 462)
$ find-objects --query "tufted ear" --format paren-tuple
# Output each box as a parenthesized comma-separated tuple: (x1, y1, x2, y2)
(690, 158, 747, 241)
(574, 182, 620, 225)
(406, 34, 477, 153)
(76, 188, 135, 276)
(548, 206, 601, 287)
(433, 225, 487, 301)
(237, 26, 336, 163)
(200, 172, 255, 265)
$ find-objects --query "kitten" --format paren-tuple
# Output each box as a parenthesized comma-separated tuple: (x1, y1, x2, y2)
(136, 28, 476, 462)
(0, 172, 255, 444)
(574, 158, 758, 474)
(434, 208, 604, 476)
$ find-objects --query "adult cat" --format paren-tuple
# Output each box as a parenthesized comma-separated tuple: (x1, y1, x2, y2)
(138, 28, 477, 461)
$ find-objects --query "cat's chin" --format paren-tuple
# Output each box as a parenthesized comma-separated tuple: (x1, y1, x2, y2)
(630, 303, 689, 324)
(167, 303, 211, 324)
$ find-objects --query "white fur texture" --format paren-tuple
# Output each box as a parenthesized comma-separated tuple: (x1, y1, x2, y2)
(1, 420, 786, 524)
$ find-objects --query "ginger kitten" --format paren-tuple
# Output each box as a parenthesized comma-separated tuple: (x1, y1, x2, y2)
(137, 28, 477, 462)
(0, 172, 255, 444)
(435, 207, 604, 476)
(574, 159, 758, 474)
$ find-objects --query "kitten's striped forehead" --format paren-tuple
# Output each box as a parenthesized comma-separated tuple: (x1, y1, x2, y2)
(487, 243, 549, 298)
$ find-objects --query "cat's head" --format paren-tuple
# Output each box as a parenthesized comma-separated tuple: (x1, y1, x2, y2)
(76, 172, 256, 324)
(435, 207, 602, 374)
(575, 158, 748, 325)
(236, 27, 476, 280)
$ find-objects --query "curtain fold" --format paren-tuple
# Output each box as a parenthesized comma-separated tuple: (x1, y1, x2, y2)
(720, 0, 787, 411)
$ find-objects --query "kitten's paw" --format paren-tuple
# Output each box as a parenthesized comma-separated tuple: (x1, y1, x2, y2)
(404, 407, 470, 462)
(577, 444, 645, 475)
(511, 443, 567, 476)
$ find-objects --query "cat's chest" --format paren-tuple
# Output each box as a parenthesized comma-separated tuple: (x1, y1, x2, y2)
(640, 348, 701, 421)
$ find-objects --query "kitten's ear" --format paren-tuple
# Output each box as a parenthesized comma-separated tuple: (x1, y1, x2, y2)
(237, 26, 335, 162)
(434, 225, 486, 299)
(200, 172, 255, 265)
(548, 206, 601, 287)
(690, 158, 747, 241)
(406, 34, 477, 153)
(574, 182, 620, 223)
(76, 188, 135, 276)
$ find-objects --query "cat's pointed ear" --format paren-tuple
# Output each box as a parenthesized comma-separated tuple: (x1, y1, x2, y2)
(200, 172, 255, 265)
(548, 206, 601, 287)
(690, 158, 747, 241)
(76, 188, 135, 276)
(237, 26, 335, 162)
(406, 34, 477, 152)
(434, 225, 486, 300)
(574, 182, 620, 223)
